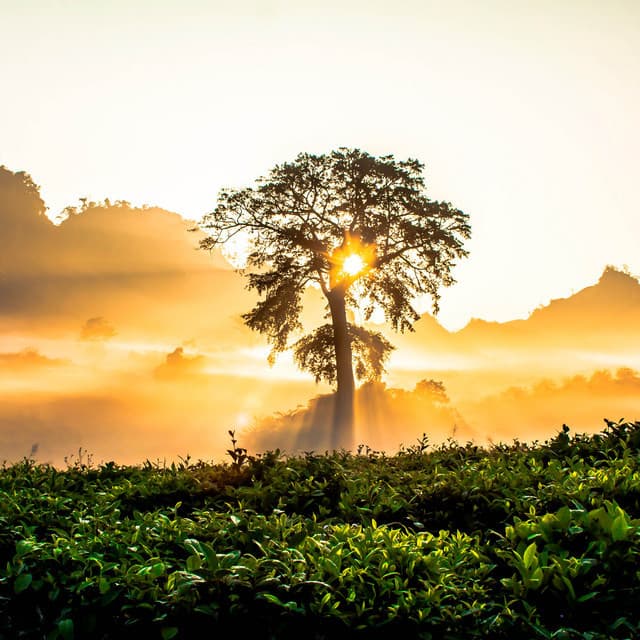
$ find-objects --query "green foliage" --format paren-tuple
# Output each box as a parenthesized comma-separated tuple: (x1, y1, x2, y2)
(1, 420, 640, 638)
(226, 430, 251, 469)
(292, 323, 394, 384)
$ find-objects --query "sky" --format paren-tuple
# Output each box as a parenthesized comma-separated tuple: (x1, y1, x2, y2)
(1, 0, 639, 329)
(2, 0, 640, 464)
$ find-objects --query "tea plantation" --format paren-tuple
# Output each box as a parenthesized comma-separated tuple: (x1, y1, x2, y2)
(1, 420, 640, 639)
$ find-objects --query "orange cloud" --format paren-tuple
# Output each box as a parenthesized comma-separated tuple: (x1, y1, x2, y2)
(80, 317, 117, 341)
(154, 346, 206, 380)
(0, 348, 66, 369)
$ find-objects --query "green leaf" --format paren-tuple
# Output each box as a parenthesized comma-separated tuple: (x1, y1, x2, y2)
(524, 567, 544, 590)
(523, 542, 537, 569)
(611, 515, 629, 542)
(98, 577, 110, 594)
(58, 618, 74, 640)
(611, 616, 631, 630)
(186, 555, 202, 572)
(14, 573, 32, 594)
(556, 506, 571, 529)
(562, 576, 576, 601)
(260, 593, 285, 607)
(161, 627, 179, 640)
(15, 540, 34, 556)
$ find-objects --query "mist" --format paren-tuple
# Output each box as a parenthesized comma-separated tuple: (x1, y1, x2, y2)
(2, 165, 639, 466)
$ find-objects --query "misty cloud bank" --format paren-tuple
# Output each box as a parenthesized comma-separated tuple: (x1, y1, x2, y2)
(1, 165, 640, 465)
(243, 368, 640, 455)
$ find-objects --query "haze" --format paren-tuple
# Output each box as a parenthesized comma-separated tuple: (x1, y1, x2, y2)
(1, 1, 639, 464)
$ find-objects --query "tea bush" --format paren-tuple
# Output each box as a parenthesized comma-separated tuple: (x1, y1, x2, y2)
(1, 420, 639, 638)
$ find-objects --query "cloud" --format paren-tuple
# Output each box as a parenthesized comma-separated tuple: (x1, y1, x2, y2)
(80, 317, 117, 341)
(0, 348, 66, 369)
(459, 367, 640, 444)
(153, 346, 206, 380)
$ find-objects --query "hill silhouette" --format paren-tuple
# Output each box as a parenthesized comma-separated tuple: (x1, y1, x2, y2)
(458, 266, 640, 345)
(4, 164, 638, 356)
(393, 265, 640, 366)
(0, 166, 251, 340)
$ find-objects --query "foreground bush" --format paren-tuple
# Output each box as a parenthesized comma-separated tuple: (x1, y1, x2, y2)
(1, 420, 640, 638)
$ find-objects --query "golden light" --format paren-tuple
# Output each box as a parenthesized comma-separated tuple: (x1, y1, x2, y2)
(330, 235, 377, 286)
(342, 253, 366, 277)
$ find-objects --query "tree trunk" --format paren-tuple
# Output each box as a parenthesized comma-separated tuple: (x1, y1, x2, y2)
(328, 289, 355, 450)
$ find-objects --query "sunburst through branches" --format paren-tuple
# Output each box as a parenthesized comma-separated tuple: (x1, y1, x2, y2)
(330, 235, 377, 285)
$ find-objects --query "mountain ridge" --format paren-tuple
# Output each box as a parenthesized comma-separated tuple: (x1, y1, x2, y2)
(398, 266, 640, 357)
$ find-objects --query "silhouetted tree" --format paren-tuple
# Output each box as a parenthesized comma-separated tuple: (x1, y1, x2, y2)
(199, 148, 470, 448)
(0, 166, 49, 229)
(1, 166, 53, 277)
(414, 379, 450, 404)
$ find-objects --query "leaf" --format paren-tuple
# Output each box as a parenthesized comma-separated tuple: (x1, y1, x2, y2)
(523, 542, 537, 570)
(15, 540, 33, 556)
(562, 576, 576, 601)
(161, 627, 179, 640)
(58, 618, 74, 640)
(260, 593, 285, 607)
(556, 506, 571, 530)
(530, 567, 544, 586)
(611, 515, 629, 542)
(186, 555, 202, 572)
(14, 573, 32, 594)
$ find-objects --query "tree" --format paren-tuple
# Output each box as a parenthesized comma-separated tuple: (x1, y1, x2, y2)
(199, 148, 470, 449)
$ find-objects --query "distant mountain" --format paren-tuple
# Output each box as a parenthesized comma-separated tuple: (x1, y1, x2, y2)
(527, 266, 640, 325)
(394, 266, 640, 359)
(0, 165, 248, 340)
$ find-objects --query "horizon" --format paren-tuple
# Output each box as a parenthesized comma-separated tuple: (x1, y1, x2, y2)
(3, 167, 637, 331)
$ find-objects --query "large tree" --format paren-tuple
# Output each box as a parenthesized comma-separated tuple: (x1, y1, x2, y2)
(199, 148, 470, 449)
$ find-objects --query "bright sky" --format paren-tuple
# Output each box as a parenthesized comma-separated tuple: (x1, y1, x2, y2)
(1, 0, 639, 330)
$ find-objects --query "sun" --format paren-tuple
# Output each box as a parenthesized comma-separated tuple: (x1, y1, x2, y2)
(342, 253, 366, 277)
(329, 234, 377, 286)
